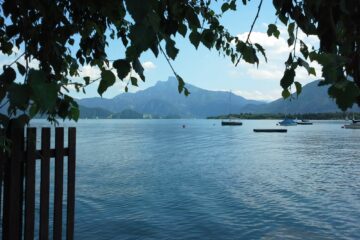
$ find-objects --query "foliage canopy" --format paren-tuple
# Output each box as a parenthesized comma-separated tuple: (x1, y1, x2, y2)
(0, 0, 360, 132)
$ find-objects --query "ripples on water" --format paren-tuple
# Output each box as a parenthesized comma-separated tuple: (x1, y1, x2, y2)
(34, 119, 360, 239)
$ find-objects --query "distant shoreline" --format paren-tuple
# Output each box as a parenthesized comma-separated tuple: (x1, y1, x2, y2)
(32, 112, 360, 120)
(207, 112, 360, 120)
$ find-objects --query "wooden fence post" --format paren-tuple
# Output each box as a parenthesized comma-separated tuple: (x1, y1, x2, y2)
(24, 128, 36, 240)
(1, 127, 76, 240)
(2, 127, 24, 240)
(66, 127, 76, 240)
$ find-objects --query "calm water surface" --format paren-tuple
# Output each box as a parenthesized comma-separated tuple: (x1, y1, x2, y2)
(35, 119, 360, 239)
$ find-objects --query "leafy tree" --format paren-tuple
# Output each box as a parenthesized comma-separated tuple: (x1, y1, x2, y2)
(1, 0, 360, 144)
(271, 0, 360, 110)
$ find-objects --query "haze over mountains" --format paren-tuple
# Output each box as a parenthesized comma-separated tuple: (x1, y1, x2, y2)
(78, 77, 359, 118)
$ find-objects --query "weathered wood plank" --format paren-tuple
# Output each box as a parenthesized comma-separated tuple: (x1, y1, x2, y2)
(39, 128, 50, 240)
(2, 126, 24, 240)
(53, 128, 64, 240)
(24, 128, 36, 240)
(66, 128, 76, 240)
(0, 129, 5, 228)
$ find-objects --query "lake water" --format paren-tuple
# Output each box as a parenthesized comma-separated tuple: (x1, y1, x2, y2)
(34, 119, 360, 239)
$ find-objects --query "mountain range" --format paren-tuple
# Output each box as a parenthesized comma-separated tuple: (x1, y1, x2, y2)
(78, 77, 262, 118)
(78, 76, 359, 118)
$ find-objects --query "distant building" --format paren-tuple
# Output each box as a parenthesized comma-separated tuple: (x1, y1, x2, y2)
(143, 114, 153, 119)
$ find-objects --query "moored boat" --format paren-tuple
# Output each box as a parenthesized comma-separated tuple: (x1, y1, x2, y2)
(278, 118, 297, 126)
(222, 121, 242, 126)
(296, 119, 313, 125)
(253, 129, 287, 133)
(343, 120, 360, 129)
(221, 90, 243, 126)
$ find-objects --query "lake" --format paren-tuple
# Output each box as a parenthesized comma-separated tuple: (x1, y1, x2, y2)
(33, 119, 360, 239)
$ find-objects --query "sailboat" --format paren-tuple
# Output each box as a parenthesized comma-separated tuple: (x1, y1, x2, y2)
(343, 113, 360, 129)
(221, 90, 242, 126)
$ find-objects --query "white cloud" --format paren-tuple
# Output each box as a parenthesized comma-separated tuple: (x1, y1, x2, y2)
(246, 68, 284, 81)
(233, 89, 282, 101)
(230, 28, 322, 85)
(223, 27, 323, 101)
(79, 65, 101, 79)
(142, 61, 156, 70)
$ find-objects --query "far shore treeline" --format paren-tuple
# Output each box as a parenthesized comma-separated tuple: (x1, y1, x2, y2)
(207, 112, 360, 120)
(66, 109, 360, 120)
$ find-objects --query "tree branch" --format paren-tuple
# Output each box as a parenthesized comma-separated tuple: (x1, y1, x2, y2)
(235, 0, 263, 66)
(6, 52, 25, 67)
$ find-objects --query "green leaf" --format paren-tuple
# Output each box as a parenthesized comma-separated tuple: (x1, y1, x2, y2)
(201, 29, 216, 49)
(221, 3, 230, 12)
(267, 24, 280, 38)
(29, 103, 39, 118)
(2, 66, 16, 84)
(176, 74, 185, 94)
(132, 59, 145, 81)
(124, 0, 150, 22)
(130, 77, 138, 86)
(178, 23, 187, 37)
(287, 22, 295, 46)
(229, 0, 237, 10)
(98, 70, 116, 96)
(294, 81, 302, 96)
(237, 42, 259, 65)
(186, 8, 201, 28)
(69, 62, 79, 76)
(308, 67, 316, 76)
(165, 38, 179, 60)
(282, 89, 291, 99)
(128, 23, 155, 52)
(299, 40, 309, 59)
(113, 59, 131, 80)
(83, 76, 90, 85)
(254, 43, 267, 62)
(328, 81, 360, 111)
(70, 107, 80, 121)
(184, 87, 190, 96)
(28, 69, 58, 111)
(16, 62, 26, 76)
(285, 53, 293, 67)
(8, 83, 30, 110)
(280, 68, 296, 89)
(189, 30, 201, 49)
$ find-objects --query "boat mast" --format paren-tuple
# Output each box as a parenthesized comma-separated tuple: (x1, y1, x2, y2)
(228, 90, 231, 119)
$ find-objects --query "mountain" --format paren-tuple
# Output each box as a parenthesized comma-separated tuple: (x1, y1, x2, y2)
(79, 105, 112, 118)
(78, 77, 262, 118)
(111, 109, 143, 119)
(241, 80, 360, 114)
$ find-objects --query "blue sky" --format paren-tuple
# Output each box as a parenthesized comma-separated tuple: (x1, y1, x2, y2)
(1, 0, 320, 101)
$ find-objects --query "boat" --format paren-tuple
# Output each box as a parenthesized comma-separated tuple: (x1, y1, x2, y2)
(221, 90, 242, 126)
(343, 119, 360, 129)
(296, 119, 313, 125)
(253, 129, 287, 133)
(278, 118, 297, 126)
(222, 121, 243, 126)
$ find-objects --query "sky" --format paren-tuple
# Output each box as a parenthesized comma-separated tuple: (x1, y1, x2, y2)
(1, 0, 321, 102)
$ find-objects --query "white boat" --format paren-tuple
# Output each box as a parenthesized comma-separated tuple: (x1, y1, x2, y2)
(343, 120, 360, 129)
(296, 119, 313, 125)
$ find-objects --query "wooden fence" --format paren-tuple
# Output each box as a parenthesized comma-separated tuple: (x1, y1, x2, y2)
(0, 127, 76, 240)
